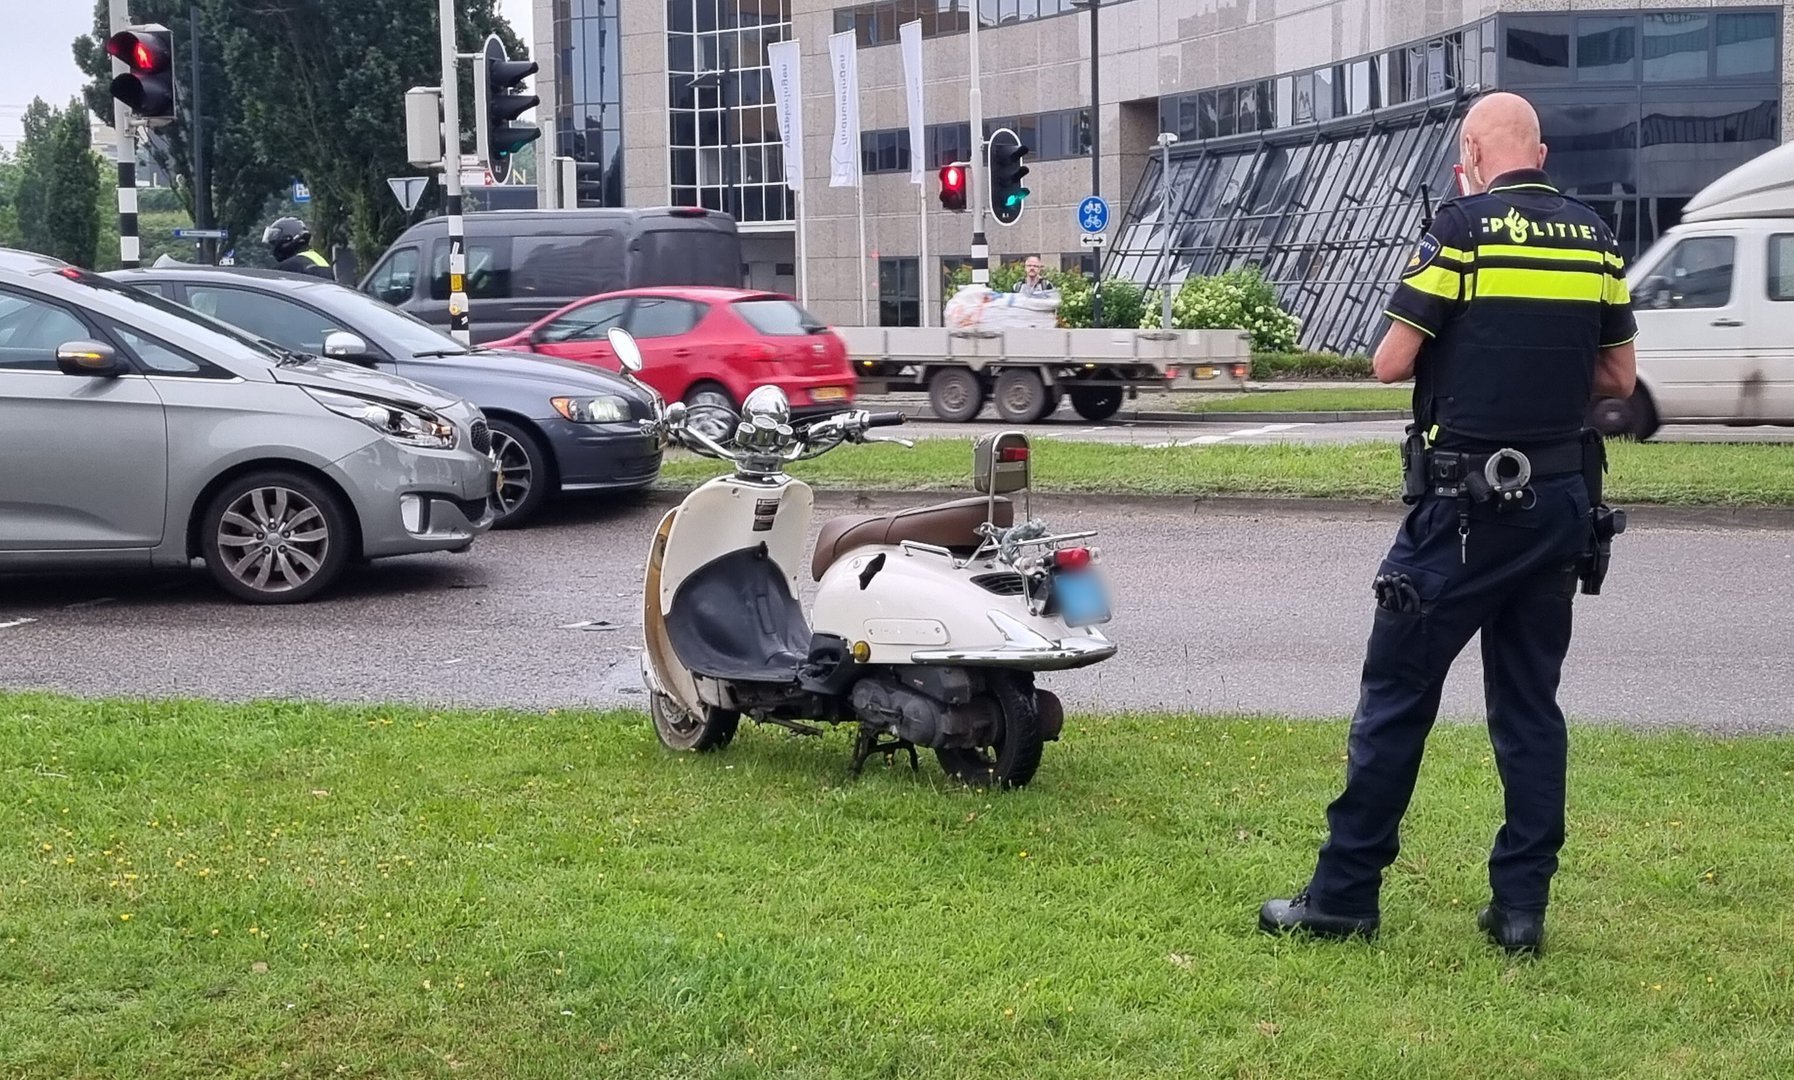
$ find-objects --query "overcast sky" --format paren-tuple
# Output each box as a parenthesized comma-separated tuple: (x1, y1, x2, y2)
(1, 0, 535, 150)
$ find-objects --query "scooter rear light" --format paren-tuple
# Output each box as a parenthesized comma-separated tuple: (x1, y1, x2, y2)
(1052, 547, 1092, 571)
(999, 446, 1029, 463)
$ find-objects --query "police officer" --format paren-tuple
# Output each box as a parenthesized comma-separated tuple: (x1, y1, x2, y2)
(262, 217, 334, 280)
(1259, 92, 1637, 954)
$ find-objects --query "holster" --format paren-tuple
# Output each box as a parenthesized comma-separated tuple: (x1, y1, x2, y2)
(1577, 428, 1625, 595)
(1399, 424, 1428, 505)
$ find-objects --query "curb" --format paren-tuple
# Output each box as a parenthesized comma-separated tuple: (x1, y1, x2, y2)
(644, 488, 1794, 530)
(889, 402, 1411, 426)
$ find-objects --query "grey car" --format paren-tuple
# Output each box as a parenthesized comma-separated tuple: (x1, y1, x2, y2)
(109, 266, 662, 528)
(0, 250, 497, 604)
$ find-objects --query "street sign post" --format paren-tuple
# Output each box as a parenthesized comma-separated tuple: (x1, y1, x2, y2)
(1078, 195, 1110, 234)
(387, 176, 433, 213)
(173, 227, 228, 240)
(292, 180, 311, 203)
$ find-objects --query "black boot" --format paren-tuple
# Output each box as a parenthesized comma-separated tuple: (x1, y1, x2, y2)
(1259, 891, 1379, 940)
(1478, 904, 1545, 954)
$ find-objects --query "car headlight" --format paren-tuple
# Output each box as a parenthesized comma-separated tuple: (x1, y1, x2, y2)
(551, 395, 631, 423)
(304, 387, 457, 449)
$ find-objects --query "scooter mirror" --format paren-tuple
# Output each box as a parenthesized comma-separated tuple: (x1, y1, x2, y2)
(973, 431, 1031, 495)
(606, 327, 645, 373)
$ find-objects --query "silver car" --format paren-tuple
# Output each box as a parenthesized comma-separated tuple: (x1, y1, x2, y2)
(0, 250, 497, 604)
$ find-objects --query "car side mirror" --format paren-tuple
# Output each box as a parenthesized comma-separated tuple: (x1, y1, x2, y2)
(607, 326, 645, 373)
(56, 340, 127, 378)
(323, 331, 372, 362)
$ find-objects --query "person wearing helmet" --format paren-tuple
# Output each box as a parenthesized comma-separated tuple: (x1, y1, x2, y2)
(263, 217, 333, 279)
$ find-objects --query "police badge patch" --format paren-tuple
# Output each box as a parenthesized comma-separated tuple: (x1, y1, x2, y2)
(1403, 234, 1441, 278)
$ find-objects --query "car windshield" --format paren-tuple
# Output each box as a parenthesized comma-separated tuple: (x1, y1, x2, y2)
(56, 268, 286, 363)
(732, 298, 825, 336)
(312, 284, 470, 355)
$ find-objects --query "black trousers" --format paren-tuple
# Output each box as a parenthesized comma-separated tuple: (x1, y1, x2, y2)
(1306, 474, 1592, 917)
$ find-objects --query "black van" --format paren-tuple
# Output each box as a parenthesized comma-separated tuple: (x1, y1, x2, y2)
(359, 207, 744, 343)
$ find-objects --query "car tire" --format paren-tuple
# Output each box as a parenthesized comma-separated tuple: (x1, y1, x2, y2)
(992, 368, 1053, 424)
(683, 383, 739, 442)
(488, 419, 551, 529)
(1069, 386, 1124, 421)
(200, 469, 353, 604)
(927, 367, 986, 423)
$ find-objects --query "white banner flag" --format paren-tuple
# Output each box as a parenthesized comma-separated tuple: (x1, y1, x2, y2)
(899, 20, 925, 185)
(766, 39, 805, 193)
(827, 31, 862, 188)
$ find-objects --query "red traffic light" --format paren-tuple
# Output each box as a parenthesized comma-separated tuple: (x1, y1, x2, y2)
(106, 30, 170, 72)
(938, 163, 967, 212)
(105, 25, 175, 120)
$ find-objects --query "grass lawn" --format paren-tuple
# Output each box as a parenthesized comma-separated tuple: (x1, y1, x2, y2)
(1176, 387, 1412, 414)
(5, 693, 1794, 1079)
(661, 438, 1794, 507)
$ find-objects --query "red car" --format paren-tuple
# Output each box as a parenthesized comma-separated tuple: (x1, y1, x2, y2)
(489, 288, 856, 434)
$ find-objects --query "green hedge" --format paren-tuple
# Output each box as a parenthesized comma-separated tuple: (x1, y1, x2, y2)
(1251, 351, 1375, 380)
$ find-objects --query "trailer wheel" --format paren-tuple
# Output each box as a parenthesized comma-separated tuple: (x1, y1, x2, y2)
(927, 367, 986, 423)
(993, 369, 1052, 424)
(1069, 387, 1124, 422)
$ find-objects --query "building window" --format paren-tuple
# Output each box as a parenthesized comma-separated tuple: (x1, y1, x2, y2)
(556, 0, 624, 206)
(1576, 16, 1637, 82)
(1642, 12, 1709, 82)
(665, 0, 796, 223)
(1506, 15, 1573, 84)
(831, 0, 1111, 46)
(1716, 11, 1778, 77)
(878, 257, 919, 326)
(859, 129, 912, 174)
(926, 122, 974, 169)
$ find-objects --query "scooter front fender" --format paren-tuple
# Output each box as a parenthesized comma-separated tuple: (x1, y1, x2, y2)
(641, 506, 705, 715)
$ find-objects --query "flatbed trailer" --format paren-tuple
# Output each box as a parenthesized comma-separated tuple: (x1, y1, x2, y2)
(833, 326, 1252, 422)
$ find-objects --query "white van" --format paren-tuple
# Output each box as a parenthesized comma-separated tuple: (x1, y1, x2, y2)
(1592, 141, 1794, 439)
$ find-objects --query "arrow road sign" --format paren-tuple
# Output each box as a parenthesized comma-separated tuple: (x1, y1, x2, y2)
(1078, 195, 1110, 234)
(173, 228, 228, 240)
(387, 176, 434, 213)
(1079, 232, 1107, 248)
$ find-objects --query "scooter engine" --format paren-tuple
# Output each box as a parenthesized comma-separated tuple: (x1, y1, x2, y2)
(850, 676, 1000, 750)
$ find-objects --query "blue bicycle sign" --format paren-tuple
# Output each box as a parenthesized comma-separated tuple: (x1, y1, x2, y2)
(1078, 196, 1110, 234)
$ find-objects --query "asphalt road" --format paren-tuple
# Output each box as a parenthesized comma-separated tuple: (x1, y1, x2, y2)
(4, 494, 1789, 733)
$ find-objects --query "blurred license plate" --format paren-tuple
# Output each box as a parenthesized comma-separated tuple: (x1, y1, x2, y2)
(1052, 570, 1111, 627)
(811, 387, 849, 402)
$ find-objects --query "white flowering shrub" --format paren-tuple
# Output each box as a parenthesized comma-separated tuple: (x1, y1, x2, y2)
(1137, 267, 1302, 353)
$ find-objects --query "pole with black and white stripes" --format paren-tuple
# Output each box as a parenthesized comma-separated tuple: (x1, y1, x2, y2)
(109, 0, 139, 269)
(439, 0, 470, 344)
(966, 0, 988, 288)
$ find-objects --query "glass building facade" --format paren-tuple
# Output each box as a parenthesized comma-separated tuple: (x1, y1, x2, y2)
(552, 0, 625, 207)
(665, 0, 797, 223)
(1106, 7, 1783, 354)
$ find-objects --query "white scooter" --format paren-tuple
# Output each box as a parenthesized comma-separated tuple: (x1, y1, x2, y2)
(611, 328, 1116, 788)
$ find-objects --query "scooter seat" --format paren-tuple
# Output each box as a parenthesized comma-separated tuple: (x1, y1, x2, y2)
(811, 496, 1012, 581)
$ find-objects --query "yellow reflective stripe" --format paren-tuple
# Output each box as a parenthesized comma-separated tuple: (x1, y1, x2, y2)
(1478, 244, 1605, 265)
(1439, 245, 1476, 264)
(1385, 310, 1436, 338)
(1402, 264, 1462, 301)
(1474, 266, 1604, 302)
(1603, 251, 1626, 271)
(301, 250, 328, 266)
(1603, 273, 1631, 306)
(1601, 333, 1638, 348)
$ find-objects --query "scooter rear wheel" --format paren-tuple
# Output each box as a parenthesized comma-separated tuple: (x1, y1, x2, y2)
(934, 673, 1044, 788)
(650, 692, 740, 752)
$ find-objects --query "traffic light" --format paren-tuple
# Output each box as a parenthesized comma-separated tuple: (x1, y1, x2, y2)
(988, 128, 1030, 226)
(938, 162, 967, 212)
(105, 24, 175, 126)
(474, 34, 540, 185)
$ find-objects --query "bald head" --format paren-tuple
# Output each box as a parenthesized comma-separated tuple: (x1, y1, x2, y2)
(1460, 93, 1547, 194)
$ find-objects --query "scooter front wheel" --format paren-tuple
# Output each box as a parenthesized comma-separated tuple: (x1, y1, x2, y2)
(934, 673, 1044, 789)
(650, 692, 740, 753)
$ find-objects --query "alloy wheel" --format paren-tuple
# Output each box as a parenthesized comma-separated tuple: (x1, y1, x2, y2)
(214, 485, 331, 595)
(489, 429, 535, 517)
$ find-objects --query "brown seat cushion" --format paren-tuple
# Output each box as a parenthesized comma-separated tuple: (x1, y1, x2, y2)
(811, 496, 1013, 580)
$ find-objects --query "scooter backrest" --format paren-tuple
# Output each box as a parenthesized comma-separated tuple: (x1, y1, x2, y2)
(974, 431, 1031, 495)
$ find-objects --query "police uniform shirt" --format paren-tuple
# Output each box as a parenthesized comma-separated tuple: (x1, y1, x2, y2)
(1383, 168, 1638, 447)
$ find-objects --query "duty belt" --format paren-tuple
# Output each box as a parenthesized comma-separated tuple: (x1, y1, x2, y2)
(1400, 429, 1583, 506)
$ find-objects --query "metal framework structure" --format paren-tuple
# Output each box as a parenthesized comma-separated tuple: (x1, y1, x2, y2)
(1104, 95, 1469, 354)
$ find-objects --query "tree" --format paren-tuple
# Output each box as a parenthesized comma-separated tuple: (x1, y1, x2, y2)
(74, 0, 522, 267)
(75, 0, 288, 262)
(13, 99, 104, 267)
(0, 147, 22, 249)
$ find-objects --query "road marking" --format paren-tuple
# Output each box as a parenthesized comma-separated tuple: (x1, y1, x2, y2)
(0, 618, 37, 631)
(1142, 422, 1315, 449)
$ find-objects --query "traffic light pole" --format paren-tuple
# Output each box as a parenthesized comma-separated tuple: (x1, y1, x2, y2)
(188, 3, 215, 265)
(967, 2, 987, 289)
(439, 0, 470, 344)
(109, 0, 138, 269)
